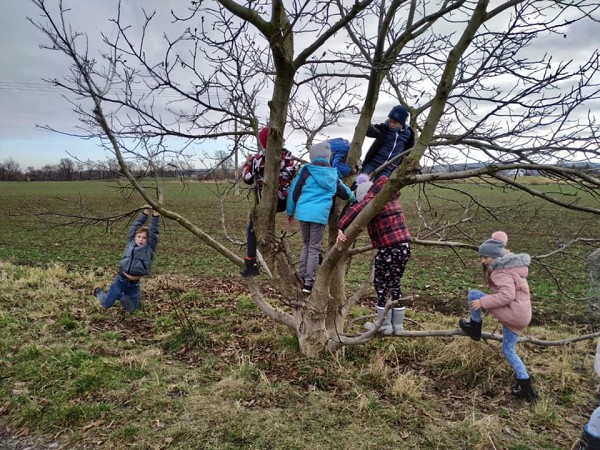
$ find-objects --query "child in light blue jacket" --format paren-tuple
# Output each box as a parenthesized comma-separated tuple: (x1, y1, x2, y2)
(287, 142, 354, 293)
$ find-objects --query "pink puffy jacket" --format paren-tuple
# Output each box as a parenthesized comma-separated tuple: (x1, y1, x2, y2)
(480, 253, 532, 333)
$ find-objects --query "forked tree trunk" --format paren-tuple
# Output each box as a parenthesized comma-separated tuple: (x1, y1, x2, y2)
(294, 257, 350, 356)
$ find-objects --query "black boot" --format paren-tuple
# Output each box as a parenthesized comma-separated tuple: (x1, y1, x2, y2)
(459, 318, 482, 341)
(241, 258, 259, 277)
(579, 426, 600, 450)
(512, 378, 538, 402)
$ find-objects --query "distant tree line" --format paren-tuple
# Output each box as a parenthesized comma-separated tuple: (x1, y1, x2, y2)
(3, 155, 598, 182)
(0, 157, 223, 182)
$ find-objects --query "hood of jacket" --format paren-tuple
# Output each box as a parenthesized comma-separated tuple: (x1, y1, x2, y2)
(306, 160, 338, 189)
(489, 252, 531, 273)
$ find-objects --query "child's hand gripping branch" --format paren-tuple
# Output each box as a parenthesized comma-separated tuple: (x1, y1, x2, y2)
(93, 206, 160, 314)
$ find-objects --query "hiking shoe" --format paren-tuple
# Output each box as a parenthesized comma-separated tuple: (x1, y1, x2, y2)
(119, 295, 136, 314)
(302, 284, 313, 294)
(241, 258, 260, 277)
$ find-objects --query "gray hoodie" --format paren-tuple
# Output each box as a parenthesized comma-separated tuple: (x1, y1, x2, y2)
(119, 212, 160, 277)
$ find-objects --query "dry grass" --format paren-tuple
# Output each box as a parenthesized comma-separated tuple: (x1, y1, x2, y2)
(0, 261, 597, 449)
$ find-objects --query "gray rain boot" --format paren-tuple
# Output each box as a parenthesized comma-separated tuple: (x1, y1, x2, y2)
(364, 307, 393, 335)
(392, 307, 406, 335)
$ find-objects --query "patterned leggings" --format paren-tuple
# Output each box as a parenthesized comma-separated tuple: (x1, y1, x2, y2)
(374, 243, 411, 307)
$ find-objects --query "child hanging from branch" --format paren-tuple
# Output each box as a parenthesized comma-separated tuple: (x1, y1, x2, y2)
(93, 206, 160, 313)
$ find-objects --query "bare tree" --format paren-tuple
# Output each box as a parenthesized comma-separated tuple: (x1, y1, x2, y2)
(30, 0, 600, 356)
(57, 157, 75, 180)
(0, 158, 23, 181)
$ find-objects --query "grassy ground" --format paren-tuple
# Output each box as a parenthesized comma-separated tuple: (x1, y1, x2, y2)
(0, 261, 598, 449)
(1, 179, 597, 323)
(0, 179, 599, 449)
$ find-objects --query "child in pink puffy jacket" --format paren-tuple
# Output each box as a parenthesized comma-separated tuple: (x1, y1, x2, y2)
(458, 231, 537, 402)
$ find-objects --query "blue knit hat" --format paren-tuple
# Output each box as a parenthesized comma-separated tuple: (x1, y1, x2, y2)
(388, 105, 409, 125)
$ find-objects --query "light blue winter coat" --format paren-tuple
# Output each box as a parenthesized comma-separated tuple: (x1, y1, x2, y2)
(286, 159, 353, 225)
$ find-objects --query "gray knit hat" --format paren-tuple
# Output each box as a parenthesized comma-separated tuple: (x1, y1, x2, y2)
(309, 142, 331, 162)
(479, 231, 508, 259)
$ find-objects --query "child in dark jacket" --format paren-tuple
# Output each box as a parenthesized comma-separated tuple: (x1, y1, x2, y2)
(459, 231, 537, 402)
(93, 208, 160, 313)
(337, 174, 412, 334)
(287, 142, 354, 293)
(361, 105, 415, 179)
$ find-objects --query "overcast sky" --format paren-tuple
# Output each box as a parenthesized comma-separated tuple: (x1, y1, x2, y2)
(1, 1, 599, 170)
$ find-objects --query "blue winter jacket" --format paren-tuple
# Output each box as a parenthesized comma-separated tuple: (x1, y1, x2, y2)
(119, 212, 160, 276)
(287, 159, 354, 225)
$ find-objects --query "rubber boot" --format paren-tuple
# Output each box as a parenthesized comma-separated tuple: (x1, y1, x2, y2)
(459, 318, 482, 341)
(392, 307, 406, 335)
(512, 377, 538, 402)
(364, 306, 393, 335)
(580, 426, 600, 450)
(241, 257, 259, 277)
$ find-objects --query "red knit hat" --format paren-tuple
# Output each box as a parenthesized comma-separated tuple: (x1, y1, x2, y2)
(258, 127, 269, 150)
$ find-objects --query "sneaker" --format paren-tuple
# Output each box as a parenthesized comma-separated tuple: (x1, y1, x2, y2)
(241, 258, 260, 277)
(93, 287, 102, 297)
(302, 284, 312, 294)
(119, 295, 136, 314)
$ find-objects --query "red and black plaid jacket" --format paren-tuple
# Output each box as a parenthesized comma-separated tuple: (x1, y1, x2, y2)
(242, 149, 296, 201)
(338, 176, 411, 249)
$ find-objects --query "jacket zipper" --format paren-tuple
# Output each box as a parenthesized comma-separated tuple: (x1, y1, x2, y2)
(385, 130, 400, 164)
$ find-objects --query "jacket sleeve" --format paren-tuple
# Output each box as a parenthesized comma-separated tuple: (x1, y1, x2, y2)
(406, 127, 415, 150)
(366, 123, 381, 139)
(363, 123, 384, 165)
(338, 200, 365, 231)
(480, 271, 516, 310)
(127, 212, 148, 242)
(286, 166, 304, 216)
(242, 157, 255, 185)
(148, 215, 160, 251)
(335, 180, 354, 202)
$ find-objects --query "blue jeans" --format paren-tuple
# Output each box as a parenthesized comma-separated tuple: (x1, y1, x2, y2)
(502, 326, 529, 379)
(467, 289, 485, 322)
(96, 272, 140, 313)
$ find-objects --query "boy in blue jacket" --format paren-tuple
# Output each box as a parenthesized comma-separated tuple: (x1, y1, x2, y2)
(93, 207, 160, 313)
(287, 142, 354, 293)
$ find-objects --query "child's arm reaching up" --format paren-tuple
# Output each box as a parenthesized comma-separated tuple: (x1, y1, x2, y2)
(127, 208, 150, 241)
